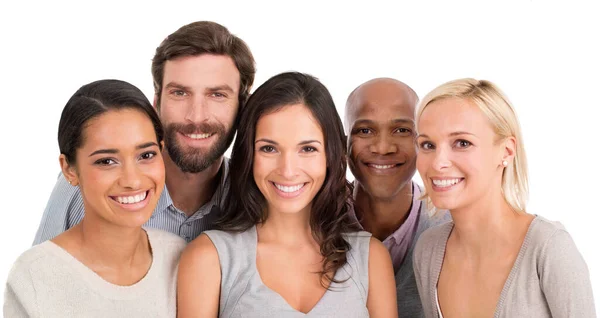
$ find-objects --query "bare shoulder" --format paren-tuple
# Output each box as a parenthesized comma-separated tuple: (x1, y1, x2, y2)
(180, 233, 219, 266)
(368, 237, 391, 262)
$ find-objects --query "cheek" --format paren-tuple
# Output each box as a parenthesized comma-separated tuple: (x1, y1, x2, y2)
(349, 138, 367, 159)
(79, 167, 116, 198)
(143, 161, 166, 185)
(416, 152, 432, 173)
(305, 154, 327, 181)
(252, 156, 268, 182)
(211, 102, 239, 126)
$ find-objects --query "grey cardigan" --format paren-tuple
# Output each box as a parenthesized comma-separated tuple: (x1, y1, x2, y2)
(395, 207, 450, 317)
(413, 216, 596, 318)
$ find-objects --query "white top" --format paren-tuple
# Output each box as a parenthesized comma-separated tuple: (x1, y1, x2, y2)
(435, 288, 444, 318)
(4, 228, 186, 318)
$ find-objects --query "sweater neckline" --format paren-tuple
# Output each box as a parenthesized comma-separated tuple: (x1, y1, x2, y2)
(42, 228, 160, 300)
(432, 216, 540, 317)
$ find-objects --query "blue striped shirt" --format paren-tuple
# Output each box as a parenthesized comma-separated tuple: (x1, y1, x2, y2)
(33, 158, 230, 245)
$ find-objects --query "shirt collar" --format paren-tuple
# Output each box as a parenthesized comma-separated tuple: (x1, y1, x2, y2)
(385, 182, 422, 245)
(350, 182, 423, 243)
(152, 157, 230, 220)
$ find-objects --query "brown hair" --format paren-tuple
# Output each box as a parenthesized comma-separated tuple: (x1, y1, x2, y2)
(151, 21, 256, 108)
(217, 72, 360, 287)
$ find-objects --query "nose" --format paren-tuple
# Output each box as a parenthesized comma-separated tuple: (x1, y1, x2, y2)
(432, 147, 452, 171)
(277, 152, 299, 180)
(369, 134, 397, 155)
(119, 162, 142, 190)
(184, 95, 209, 123)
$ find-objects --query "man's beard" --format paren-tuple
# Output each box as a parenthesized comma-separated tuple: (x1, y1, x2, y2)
(164, 122, 235, 173)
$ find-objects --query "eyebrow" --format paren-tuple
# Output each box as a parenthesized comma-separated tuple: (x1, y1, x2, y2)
(89, 142, 159, 157)
(164, 82, 189, 91)
(255, 138, 322, 145)
(164, 82, 235, 94)
(417, 131, 476, 139)
(207, 85, 234, 93)
(353, 118, 415, 127)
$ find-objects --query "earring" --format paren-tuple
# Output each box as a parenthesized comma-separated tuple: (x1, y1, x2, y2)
(502, 160, 508, 167)
(68, 180, 73, 185)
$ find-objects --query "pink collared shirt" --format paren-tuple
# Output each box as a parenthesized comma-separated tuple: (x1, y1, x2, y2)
(350, 182, 422, 272)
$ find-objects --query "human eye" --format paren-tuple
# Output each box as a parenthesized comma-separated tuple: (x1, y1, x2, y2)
(394, 127, 413, 135)
(139, 151, 157, 161)
(211, 92, 227, 98)
(170, 89, 187, 97)
(259, 145, 277, 153)
(454, 139, 472, 149)
(352, 127, 373, 136)
(94, 158, 117, 166)
(418, 141, 435, 151)
(301, 146, 318, 153)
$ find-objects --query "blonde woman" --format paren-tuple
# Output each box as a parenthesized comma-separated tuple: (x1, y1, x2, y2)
(413, 79, 595, 317)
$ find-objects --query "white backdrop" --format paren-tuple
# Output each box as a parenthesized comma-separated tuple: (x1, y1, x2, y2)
(1, 0, 598, 314)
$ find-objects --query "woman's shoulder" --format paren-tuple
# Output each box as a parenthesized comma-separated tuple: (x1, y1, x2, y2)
(144, 228, 186, 253)
(524, 215, 577, 258)
(7, 242, 66, 282)
(526, 215, 568, 243)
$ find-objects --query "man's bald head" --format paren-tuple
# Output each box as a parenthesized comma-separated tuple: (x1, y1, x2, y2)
(345, 77, 419, 201)
(345, 78, 418, 134)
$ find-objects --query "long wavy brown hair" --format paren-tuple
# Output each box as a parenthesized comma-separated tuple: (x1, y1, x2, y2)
(217, 72, 360, 286)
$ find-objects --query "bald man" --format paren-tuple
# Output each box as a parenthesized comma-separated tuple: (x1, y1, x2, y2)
(345, 78, 450, 316)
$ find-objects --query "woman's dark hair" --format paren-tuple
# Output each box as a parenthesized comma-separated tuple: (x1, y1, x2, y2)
(218, 72, 359, 286)
(58, 79, 163, 164)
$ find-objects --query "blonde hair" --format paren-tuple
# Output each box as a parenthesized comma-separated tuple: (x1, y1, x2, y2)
(416, 78, 528, 213)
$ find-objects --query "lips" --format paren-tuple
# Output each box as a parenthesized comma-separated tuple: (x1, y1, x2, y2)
(363, 161, 405, 173)
(270, 182, 307, 198)
(185, 133, 214, 140)
(430, 177, 464, 192)
(109, 190, 152, 211)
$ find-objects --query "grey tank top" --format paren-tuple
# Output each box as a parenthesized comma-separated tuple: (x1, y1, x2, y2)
(204, 226, 372, 317)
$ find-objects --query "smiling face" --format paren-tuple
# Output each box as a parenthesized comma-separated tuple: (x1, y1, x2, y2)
(416, 97, 510, 211)
(346, 79, 418, 200)
(61, 109, 165, 228)
(253, 104, 326, 216)
(157, 54, 240, 173)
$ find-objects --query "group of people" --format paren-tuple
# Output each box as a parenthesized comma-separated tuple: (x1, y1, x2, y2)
(4, 21, 596, 318)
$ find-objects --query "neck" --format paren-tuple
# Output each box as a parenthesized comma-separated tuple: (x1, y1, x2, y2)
(449, 186, 530, 256)
(353, 181, 413, 241)
(75, 214, 149, 268)
(258, 207, 314, 247)
(163, 149, 222, 216)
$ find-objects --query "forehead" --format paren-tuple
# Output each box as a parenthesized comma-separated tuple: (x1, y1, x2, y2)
(256, 104, 323, 141)
(418, 97, 494, 136)
(81, 109, 156, 150)
(163, 54, 240, 91)
(347, 82, 416, 123)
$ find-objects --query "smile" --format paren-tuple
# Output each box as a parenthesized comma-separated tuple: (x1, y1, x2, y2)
(431, 178, 464, 191)
(271, 182, 307, 198)
(109, 190, 151, 211)
(113, 191, 148, 204)
(369, 163, 397, 169)
(185, 133, 214, 140)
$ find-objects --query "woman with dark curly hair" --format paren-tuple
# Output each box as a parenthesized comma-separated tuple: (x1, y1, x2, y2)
(177, 72, 397, 317)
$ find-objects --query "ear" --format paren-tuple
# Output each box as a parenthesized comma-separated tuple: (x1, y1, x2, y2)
(500, 136, 517, 167)
(160, 140, 165, 151)
(59, 154, 79, 186)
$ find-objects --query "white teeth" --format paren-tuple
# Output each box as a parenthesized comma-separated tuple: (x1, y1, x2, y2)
(432, 178, 461, 187)
(116, 191, 147, 204)
(274, 183, 305, 193)
(371, 164, 395, 169)
(186, 133, 212, 139)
